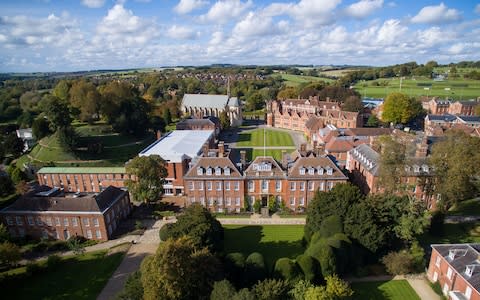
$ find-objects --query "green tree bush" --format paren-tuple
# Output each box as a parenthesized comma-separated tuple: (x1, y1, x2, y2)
(252, 278, 290, 300)
(274, 257, 301, 281)
(244, 252, 267, 286)
(296, 254, 319, 282)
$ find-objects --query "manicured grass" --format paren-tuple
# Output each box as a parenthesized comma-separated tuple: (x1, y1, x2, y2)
(252, 149, 287, 161)
(0, 250, 124, 300)
(420, 222, 480, 246)
(447, 198, 480, 216)
(354, 76, 480, 100)
(351, 280, 420, 300)
(223, 225, 305, 270)
(237, 129, 294, 147)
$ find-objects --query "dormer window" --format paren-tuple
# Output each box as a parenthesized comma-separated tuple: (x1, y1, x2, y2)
(299, 167, 305, 175)
(326, 167, 333, 175)
(465, 265, 475, 277)
(318, 167, 324, 175)
(224, 167, 231, 176)
(308, 168, 314, 175)
(206, 167, 212, 175)
(422, 165, 429, 172)
(197, 167, 203, 175)
(448, 250, 456, 260)
(413, 165, 420, 173)
(215, 167, 221, 176)
(405, 166, 411, 172)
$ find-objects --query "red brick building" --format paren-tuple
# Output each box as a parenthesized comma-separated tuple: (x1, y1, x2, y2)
(427, 244, 480, 300)
(183, 148, 348, 213)
(37, 167, 128, 193)
(424, 98, 479, 116)
(0, 186, 131, 241)
(267, 97, 362, 133)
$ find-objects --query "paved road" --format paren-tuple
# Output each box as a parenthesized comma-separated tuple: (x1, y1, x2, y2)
(97, 219, 172, 300)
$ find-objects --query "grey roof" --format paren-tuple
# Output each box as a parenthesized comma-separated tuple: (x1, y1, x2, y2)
(182, 94, 239, 110)
(349, 144, 380, 176)
(427, 114, 457, 122)
(431, 244, 480, 293)
(457, 115, 480, 123)
(1, 186, 126, 213)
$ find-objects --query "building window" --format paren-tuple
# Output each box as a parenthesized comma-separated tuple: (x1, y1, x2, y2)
(226, 197, 232, 206)
(36, 217, 43, 226)
(63, 218, 69, 227)
(197, 167, 203, 175)
(189, 181, 194, 191)
(216, 182, 222, 191)
(299, 197, 305, 206)
(55, 217, 60, 226)
(299, 167, 305, 175)
(299, 182, 305, 191)
(435, 256, 441, 267)
(326, 168, 333, 175)
(235, 197, 241, 206)
(6, 216, 13, 225)
(447, 267, 453, 280)
(319, 182, 325, 191)
(200, 197, 205, 205)
(198, 182, 204, 190)
(308, 181, 314, 191)
(72, 218, 78, 227)
(225, 181, 230, 190)
(86, 230, 92, 239)
(261, 180, 268, 192)
(308, 168, 314, 175)
(95, 229, 102, 239)
(290, 182, 296, 191)
(224, 167, 231, 176)
(46, 217, 52, 226)
(208, 198, 214, 206)
(289, 197, 295, 206)
(465, 286, 472, 299)
(206, 168, 212, 175)
(327, 182, 334, 190)
(27, 216, 34, 226)
(218, 197, 223, 205)
(83, 218, 90, 227)
(207, 181, 212, 191)
(215, 167, 221, 175)
(93, 218, 99, 227)
(276, 180, 282, 192)
(248, 180, 254, 192)
(318, 168, 324, 175)
(234, 181, 240, 191)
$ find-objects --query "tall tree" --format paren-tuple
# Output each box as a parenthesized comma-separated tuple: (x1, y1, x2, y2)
(429, 131, 480, 209)
(381, 92, 423, 125)
(141, 236, 222, 300)
(377, 135, 406, 193)
(69, 80, 101, 123)
(125, 155, 168, 203)
(43, 95, 72, 132)
(342, 96, 363, 112)
(219, 110, 231, 130)
(3, 134, 24, 158)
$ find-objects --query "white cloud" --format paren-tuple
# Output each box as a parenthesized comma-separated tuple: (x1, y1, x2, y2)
(411, 2, 461, 24)
(174, 0, 208, 14)
(166, 25, 199, 39)
(290, 0, 341, 23)
(232, 11, 286, 38)
(448, 43, 465, 54)
(376, 19, 407, 45)
(344, 0, 383, 19)
(95, 4, 158, 46)
(81, 0, 106, 8)
(199, 0, 253, 23)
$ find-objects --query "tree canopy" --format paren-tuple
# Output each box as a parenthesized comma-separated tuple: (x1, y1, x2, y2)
(381, 92, 423, 124)
(125, 155, 168, 203)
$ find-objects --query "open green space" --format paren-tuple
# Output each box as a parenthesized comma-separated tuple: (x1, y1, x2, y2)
(354, 77, 480, 100)
(420, 222, 480, 246)
(223, 225, 305, 270)
(351, 280, 420, 300)
(447, 198, 480, 216)
(0, 250, 124, 300)
(237, 128, 294, 147)
(279, 74, 335, 86)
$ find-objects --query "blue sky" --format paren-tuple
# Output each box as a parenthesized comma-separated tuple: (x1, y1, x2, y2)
(0, 0, 479, 72)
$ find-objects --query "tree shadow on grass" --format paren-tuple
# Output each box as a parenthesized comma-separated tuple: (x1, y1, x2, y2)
(350, 281, 392, 300)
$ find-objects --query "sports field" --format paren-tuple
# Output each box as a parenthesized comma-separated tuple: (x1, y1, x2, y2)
(237, 128, 295, 147)
(354, 77, 480, 100)
(351, 280, 420, 300)
(279, 74, 335, 86)
(223, 225, 305, 270)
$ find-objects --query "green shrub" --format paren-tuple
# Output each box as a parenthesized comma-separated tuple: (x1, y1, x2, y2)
(117, 271, 143, 300)
(26, 262, 42, 275)
(381, 250, 414, 275)
(274, 257, 300, 281)
(318, 215, 343, 239)
(244, 252, 267, 286)
(159, 223, 172, 241)
(296, 254, 319, 283)
(47, 240, 69, 251)
(253, 278, 290, 300)
(46, 254, 61, 269)
(225, 252, 245, 286)
(210, 279, 237, 300)
(305, 240, 336, 277)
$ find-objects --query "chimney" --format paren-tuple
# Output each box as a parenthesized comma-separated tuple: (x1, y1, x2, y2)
(218, 141, 225, 157)
(203, 144, 209, 157)
(281, 150, 288, 169)
(326, 97, 330, 102)
(415, 137, 428, 157)
(300, 143, 307, 152)
(156, 130, 162, 140)
(240, 150, 246, 168)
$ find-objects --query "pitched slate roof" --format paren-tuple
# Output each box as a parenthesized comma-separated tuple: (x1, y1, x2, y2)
(38, 167, 126, 174)
(184, 156, 242, 179)
(288, 155, 347, 180)
(349, 144, 380, 176)
(2, 186, 126, 213)
(427, 114, 457, 122)
(244, 156, 286, 178)
(457, 115, 480, 124)
(182, 94, 238, 109)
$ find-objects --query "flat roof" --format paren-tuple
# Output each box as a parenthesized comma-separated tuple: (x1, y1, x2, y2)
(139, 130, 213, 163)
(38, 167, 126, 174)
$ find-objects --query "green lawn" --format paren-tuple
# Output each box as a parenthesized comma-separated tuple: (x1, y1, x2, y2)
(447, 198, 480, 216)
(351, 280, 420, 300)
(237, 129, 294, 147)
(0, 250, 124, 300)
(420, 222, 480, 246)
(223, 225, 305, 271)
(354, 77, 480, 100)
(279, 74, 335, 86)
